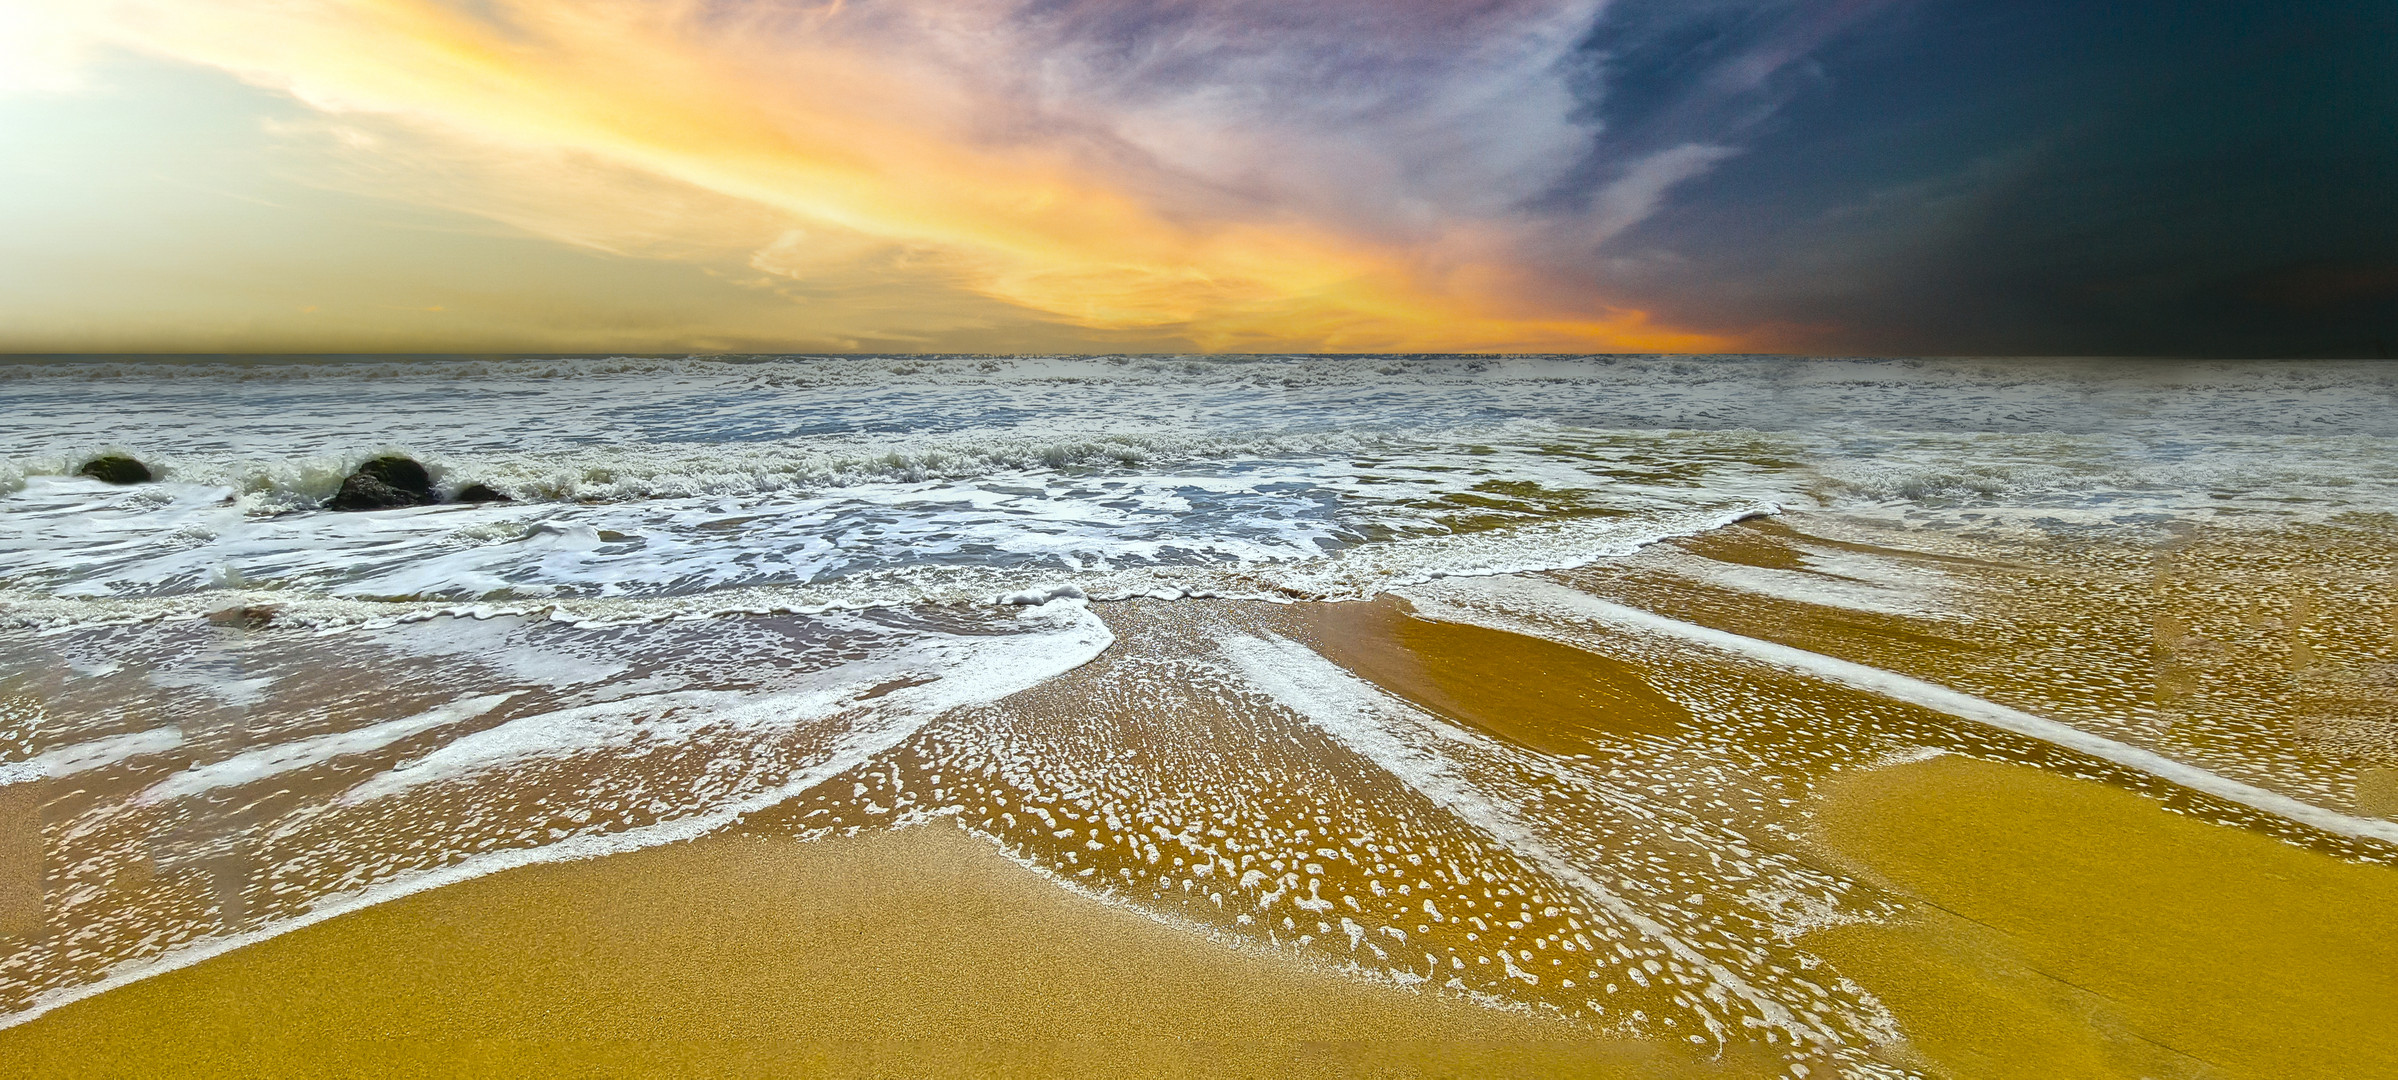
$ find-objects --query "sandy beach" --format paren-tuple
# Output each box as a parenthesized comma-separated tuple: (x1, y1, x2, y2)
(0, 820, 1739, 1079)
(7, 509, 2396, 1076)
(6, 0, 2394, 1061)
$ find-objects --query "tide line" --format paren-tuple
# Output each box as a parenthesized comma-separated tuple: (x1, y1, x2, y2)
(1418, 577, 2398, 847)
(0, 601, 1114, 1033)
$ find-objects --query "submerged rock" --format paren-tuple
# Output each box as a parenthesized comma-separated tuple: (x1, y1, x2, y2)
(452, 482, 512, 504)
(76, 455, 152, 485)
(206, 604, 281, 630)
(324, 456, 437, 511)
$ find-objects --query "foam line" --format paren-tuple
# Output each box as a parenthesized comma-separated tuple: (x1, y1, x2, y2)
(0, 601, 1113, 1032)
(1, 746, 874, 1033)
(5, 727, 187, 787)
(1648, 548, 1951, 620)
(1420, 577, 2398, 846)
(138, 694, 517, 804)
(1218, 632, 1828, 1046)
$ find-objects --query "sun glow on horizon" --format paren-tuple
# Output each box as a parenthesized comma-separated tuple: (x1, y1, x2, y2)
(0, 0, 1739, 353)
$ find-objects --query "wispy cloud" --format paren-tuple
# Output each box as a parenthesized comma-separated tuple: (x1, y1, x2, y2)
(6, 0, 1717, 349)
(12, 1, 1948, 351)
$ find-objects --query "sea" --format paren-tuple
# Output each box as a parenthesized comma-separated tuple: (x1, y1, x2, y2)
(3, 354, 2394, 1071)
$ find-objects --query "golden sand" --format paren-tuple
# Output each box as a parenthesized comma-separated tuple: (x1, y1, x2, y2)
(1806, 753, 2398, 1080)
(0, 821, 1740, 1079)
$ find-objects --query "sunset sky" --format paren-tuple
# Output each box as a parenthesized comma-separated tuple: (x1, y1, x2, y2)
(2, 0, 2390, 356)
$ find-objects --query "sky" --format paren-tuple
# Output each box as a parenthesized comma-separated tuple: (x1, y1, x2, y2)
(1, 0, 2391, 356)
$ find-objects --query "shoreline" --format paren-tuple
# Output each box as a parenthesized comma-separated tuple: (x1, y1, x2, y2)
(4, 509, 2396, 1074)
(0, 821, 1746, 1079)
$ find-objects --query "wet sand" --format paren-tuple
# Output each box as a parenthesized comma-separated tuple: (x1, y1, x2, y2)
(1284, 579, 2398, 1078)
(0, 821, 1736, 1079)
(0, 782, 38, 939)
(1806, 753, 2398, 1080)
(7, 516, 2398, 1077)
(1287, 596, 1689, 752)
(9, 749, 2387, 1080)
(1562, 513, 2398, 822)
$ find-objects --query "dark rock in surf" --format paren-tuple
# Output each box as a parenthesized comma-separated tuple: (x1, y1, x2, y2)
(324, 455, 437, 511)
(206, 604, 281, 630)
(77, 455, 152, 485)
(452, 482, 512, 504)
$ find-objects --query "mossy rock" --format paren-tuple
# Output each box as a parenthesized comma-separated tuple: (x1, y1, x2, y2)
(76, 456, 152, 485)
(324, 456, 437, 511)
(453, 483, 512, 504)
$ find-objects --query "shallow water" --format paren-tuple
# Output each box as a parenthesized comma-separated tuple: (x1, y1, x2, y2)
(4, 355, 2396, 1075)
(6, 354, 2395, 615)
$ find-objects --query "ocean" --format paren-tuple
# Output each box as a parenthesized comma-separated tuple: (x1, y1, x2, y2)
(4, 354, 2396, 1073)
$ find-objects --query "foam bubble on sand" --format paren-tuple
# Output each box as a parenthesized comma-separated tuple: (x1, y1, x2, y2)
(1217, 631, 1828, 1049)
(1646, 547, 1955, 620)
(1412, 576, 2398, 847)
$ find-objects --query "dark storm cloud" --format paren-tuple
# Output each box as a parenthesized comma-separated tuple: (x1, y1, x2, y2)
(1551, 0, 1892, 194)
(1575, 0, 2398, 356)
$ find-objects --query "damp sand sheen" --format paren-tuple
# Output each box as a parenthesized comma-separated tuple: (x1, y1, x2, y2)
(5, 357, 2398, 1076)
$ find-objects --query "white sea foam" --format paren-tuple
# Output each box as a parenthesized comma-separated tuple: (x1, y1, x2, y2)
(138, 693, 517, 803)
(344, 600, 1110, 803)
(1646, 547, 1954, 620)
(335, 688, 833, 804)
(8, 356, 2393, 627)
(999, 583, 1088, 606)
(144, 665, 277, 707)
(17, 727, 185, 783)
(368, 618, 629, 686)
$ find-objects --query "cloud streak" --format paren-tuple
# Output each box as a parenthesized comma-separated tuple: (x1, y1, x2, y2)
(14, 0, 1740, 350)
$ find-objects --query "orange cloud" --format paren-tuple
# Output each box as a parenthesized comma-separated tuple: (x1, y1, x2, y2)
(47, 0, 1731, 351)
